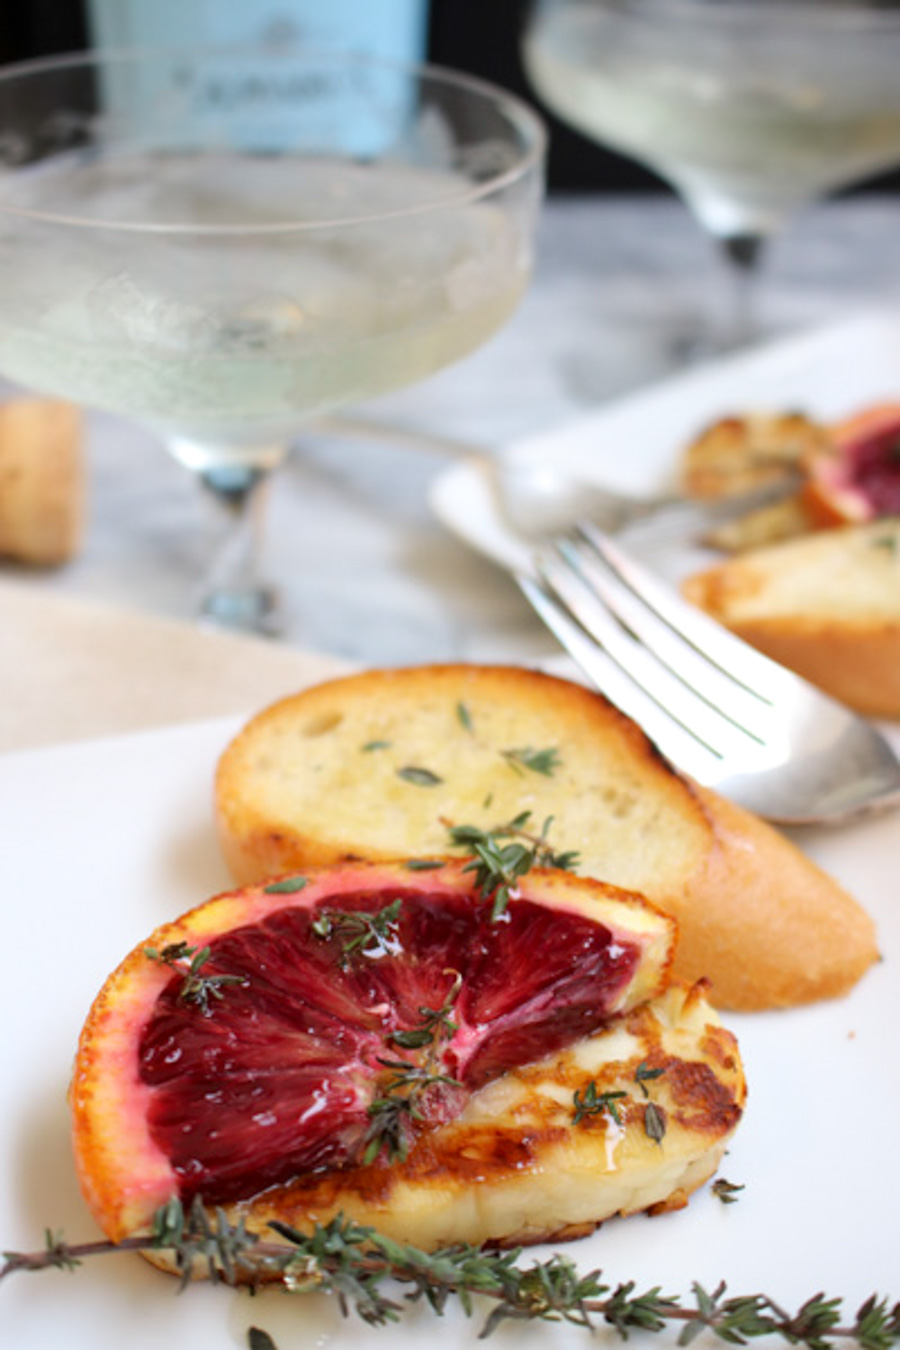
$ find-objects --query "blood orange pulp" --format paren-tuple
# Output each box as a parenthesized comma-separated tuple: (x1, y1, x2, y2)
(804, 402, 900, 525)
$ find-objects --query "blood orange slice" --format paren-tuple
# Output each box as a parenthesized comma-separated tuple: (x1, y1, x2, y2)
(804, 402, 900, 526)
(71, 859, 674, 1242)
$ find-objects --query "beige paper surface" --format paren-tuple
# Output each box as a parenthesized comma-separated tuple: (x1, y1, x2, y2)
(0, 580, 352, 752)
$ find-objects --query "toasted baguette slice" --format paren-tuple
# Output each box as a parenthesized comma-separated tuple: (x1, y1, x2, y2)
(683, 518, 900, 719)
(680, 411, 829, 553)
(215, 665, 878, 1010)
(142, 978, 744, 1271)
(680, 411, 830, 501)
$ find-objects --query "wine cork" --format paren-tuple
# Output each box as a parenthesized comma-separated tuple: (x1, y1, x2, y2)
(0, 398, 85, 565)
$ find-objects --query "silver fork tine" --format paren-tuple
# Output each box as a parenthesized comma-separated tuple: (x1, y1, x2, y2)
(519, 529, 900, 823)
(563, 536, 775, 734)
(517, 570, 723, 782)
(531, 546, 781, 769)
(577, 523, 797, 703)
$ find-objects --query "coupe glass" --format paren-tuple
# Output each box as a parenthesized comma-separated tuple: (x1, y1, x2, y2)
(0, 47, 544, 630)
(523, 0, 900, 348)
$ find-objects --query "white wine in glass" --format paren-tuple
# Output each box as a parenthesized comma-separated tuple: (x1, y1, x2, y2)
(524, 0, 900, 347)
(0, 47, 545, 629)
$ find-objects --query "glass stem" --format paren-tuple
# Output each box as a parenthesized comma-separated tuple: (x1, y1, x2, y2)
(196, 462, 279, 634)
(716, 231, 767, 351)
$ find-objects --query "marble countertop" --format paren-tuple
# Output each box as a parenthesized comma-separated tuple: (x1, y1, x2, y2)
(5, 192, 900, 670)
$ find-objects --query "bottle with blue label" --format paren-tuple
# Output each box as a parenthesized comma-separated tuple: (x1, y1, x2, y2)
(87, 0, 431, 154)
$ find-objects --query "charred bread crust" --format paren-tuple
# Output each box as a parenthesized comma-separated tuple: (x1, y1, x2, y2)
(683, 519, 900, 719)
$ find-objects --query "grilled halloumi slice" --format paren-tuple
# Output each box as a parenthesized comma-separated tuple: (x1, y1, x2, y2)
(195, 979, 745, 1258)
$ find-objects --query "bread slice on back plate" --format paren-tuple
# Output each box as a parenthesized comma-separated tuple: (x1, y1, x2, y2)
(680, 411, 830, 500)
(215, 665, 878, 1011)
(683, 518, 900, 719)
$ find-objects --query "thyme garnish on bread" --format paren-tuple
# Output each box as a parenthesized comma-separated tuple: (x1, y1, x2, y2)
(446, 813, 580, 918)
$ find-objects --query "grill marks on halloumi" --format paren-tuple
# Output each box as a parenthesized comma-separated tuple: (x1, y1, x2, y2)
(222, 980, 745, 1253)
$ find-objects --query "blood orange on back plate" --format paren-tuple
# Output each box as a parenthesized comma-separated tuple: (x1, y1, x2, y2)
(71, 859, 679, 1246)
(804, 401, 900, 525)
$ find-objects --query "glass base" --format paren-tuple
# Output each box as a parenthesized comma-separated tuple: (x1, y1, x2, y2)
(200, 583, 281, 637)
(192, 459, 283, 637)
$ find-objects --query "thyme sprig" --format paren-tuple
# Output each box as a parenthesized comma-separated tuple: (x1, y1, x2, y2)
(0, 1197, 274, 1290)
(712, 1178, 745, 1205)
(311, 899, 403, 968)
(387, 970, 462, 1050)
(4, 1203, 899, 1349)
(572, 1081, 628, 1126)
(635, 1061, 667, 1096)
(142, 942, 248, 1016)
(573, 1064, 669, 1142)
(446, 812, 580, 919)
(365, 970, 463, 1164)
(500, 745, 561, 777)
(363, 1058, 461, 1165)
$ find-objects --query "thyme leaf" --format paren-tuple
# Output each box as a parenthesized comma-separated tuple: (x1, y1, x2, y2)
(456, 700, 474, 732)
(311, 899, 403, 968)
(387, 970, 462, 1050)
(366, 971, 463, 1163)
(263, 875, 308, 894)
(634, 1061, 666, 1096)
(247, 1329, 279, 1350)
(143, 942, 248, 1016)
(462, 835, 534, 920)
(446, 813, 580, 919)
(572, 1081, 628, 1127)
(397, 766, 443, 787)
(643, 1101, 667, 1144)
(363, 1059, 461, 1165)
(362, 1089, 418, 1165)
(501, 745, 561, 777)
(712, 1178, 745, 1204)
(6, 1201, 898, 1349)
(575, 1067, 668, 1139)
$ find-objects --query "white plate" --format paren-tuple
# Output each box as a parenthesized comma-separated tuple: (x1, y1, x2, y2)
(2, 715, 899, 1349)
(430, 309, 900, 577)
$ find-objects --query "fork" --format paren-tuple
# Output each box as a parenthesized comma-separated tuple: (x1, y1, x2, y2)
(491, 456, 800, 540)
(517, 524, 900, 824)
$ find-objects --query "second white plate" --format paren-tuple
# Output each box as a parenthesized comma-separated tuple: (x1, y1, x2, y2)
(430, 309, 900, 576)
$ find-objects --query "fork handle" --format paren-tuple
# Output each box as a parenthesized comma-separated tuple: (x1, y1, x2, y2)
(624, 476, 801, 536)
